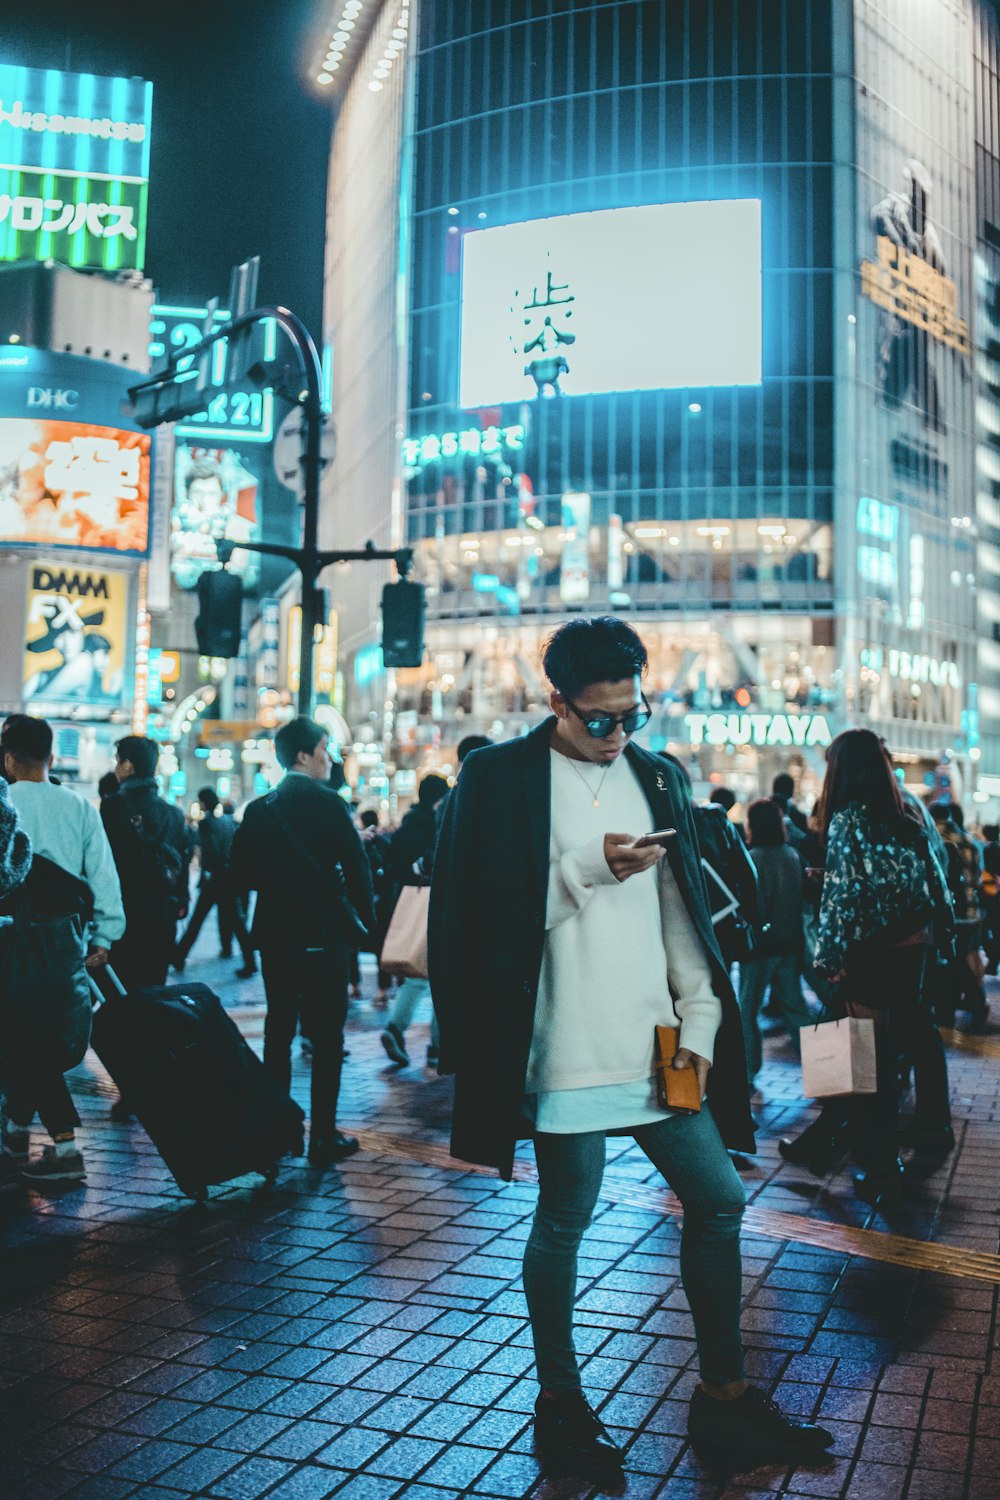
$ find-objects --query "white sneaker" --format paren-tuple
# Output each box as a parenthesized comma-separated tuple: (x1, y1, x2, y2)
(22, 1145, 86, 1182)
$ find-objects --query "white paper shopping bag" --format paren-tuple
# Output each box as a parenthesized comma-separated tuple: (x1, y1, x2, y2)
(800, 1018, 877, 1098)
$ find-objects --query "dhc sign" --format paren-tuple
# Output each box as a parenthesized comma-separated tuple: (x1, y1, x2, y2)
(685, 712, 833, 748)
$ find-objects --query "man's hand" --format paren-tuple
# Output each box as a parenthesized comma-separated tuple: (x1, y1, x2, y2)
(604, 833, 665, 883)
(85, 947, 109, 971)
(673, 1046, 710, 1098)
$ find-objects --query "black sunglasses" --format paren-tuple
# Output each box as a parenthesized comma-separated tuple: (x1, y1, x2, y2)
(562, 692, 652, 739)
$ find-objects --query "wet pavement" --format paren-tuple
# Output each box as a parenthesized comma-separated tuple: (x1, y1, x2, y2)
(1, 933, 999, 1500)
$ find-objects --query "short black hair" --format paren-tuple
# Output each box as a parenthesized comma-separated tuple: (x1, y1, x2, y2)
(417, 773, 449, 806)
(198, 787, 219, 812)
(747, 797, 787, 847)
(2, 713, 53, 764)
(542, 616, 647, 698)
(983, 824, 999, 843)
(274, 716, 326, 771)
(709, 786, 737, 812)
(772, 772, 795, 799)
(116, 735, 160, 779)
(457, 734, 491, 763)
(359, 808, 379, 828)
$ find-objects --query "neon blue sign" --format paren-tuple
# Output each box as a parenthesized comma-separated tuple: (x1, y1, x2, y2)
(149, 304, 277, 443)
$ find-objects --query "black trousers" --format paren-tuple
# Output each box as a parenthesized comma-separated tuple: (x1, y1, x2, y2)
(177, 875, 254, 967)
(260, 944, 350, 1143)
(7, 1069, 81, 1137)
(817, 944, 951, 1165)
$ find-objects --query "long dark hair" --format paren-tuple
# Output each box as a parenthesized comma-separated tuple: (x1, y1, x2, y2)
(813, 729, 910, 841)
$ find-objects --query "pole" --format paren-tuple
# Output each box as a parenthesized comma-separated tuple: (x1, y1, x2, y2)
(131, 303, 400, 719)
(298, 376, 323, 720)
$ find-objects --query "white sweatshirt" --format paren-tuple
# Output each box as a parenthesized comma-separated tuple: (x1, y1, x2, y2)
(524, 751, 721, 1109)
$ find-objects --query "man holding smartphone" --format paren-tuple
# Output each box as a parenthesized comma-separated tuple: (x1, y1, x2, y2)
(429, 616, 832, 1484)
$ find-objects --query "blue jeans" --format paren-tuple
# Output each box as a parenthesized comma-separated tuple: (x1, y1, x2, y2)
(390, 976, 440, 1049)
(523, 1107, 746, 1390)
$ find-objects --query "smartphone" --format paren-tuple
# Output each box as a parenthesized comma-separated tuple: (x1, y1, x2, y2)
(634, 828, 677, 849)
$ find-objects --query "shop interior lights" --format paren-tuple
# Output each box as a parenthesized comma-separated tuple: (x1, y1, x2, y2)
(369, 5, 408, 91)
(317, 0, 365, 84)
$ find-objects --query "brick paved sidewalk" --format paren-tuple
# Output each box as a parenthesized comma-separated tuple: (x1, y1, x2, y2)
(1, 945, 999, 1500)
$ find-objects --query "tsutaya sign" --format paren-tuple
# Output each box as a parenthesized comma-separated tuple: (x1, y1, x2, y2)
(685, 712, 834, 748)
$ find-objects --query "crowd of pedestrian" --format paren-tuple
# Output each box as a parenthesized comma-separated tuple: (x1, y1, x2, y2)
(0, 612, 994, 1483)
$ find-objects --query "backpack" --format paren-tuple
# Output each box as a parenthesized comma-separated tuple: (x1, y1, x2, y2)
(131, 810, 185, 900)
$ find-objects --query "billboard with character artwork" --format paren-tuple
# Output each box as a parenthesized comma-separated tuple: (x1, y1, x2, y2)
(171, 445, 261, 588)
(23, 562, 129, 709)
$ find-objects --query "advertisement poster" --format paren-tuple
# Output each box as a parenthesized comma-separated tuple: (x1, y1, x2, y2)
(850, 0, 977, 716)
(0, 418, 150, 553)
(459, 200, 762, 405)
(23, 561, 129, 708)
(171, 444, 261, 588)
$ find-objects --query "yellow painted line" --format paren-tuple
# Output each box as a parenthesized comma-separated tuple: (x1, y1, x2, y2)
(345, 1127, 1000, 1287)
(939, 1027, 1000, 1058)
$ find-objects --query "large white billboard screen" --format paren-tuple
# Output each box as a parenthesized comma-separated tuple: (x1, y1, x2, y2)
(459, 199, 762, 407)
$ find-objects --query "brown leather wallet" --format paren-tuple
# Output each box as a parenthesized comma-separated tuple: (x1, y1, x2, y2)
(653, 1025, 703, 1114)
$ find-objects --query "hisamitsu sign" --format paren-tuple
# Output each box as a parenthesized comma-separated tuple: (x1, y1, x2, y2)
(0, 65, 152, 272)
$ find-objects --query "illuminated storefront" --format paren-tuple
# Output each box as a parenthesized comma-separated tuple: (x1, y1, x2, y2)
(323, 0, 1000, 808)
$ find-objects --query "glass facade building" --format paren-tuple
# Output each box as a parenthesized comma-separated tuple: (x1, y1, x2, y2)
(323, 0, 1000, 807)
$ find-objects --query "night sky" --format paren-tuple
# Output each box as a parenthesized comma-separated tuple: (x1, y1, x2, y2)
(2, 0, 333, 338)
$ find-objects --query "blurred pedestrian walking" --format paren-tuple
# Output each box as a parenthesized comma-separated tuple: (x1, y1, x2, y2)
(174, 788, 256, 978)
(781, 730, 955, 1203)
(100, 735, 189, 1122)
(930, 800, 987, 1026)
(380, 773, 449, 1068)
(2, 716, 124, 1182)
(737, 798, 814, 1087)
(232, 717, 373, 1166)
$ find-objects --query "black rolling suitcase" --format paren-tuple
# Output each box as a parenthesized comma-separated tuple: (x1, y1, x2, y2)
(91, 970, 304, 1200)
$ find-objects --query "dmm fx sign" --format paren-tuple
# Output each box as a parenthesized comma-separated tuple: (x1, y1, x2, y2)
(685, 712, 833, 749)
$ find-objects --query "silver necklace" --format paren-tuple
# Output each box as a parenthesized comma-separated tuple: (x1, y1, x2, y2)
(562, 755, 613, 808)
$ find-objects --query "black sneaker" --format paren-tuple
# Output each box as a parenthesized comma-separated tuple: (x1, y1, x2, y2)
(381, 1023, 409, 1067)
(533, 1390, 625, 1483)
(688, 1384, 833, 1467)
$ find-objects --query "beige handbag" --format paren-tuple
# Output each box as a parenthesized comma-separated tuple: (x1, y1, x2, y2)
(381, 886, 430, 979)
(800, 1018, 877, 1098)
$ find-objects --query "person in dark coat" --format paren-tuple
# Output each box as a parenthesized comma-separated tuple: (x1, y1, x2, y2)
(231, 716, 374, 1166)
(101, 735, 189, 992)
(379, 773, 449, 1067)
(100, 735, 191, 1123)
(174, 788, 256, 977)
(429, 616, 832, 1484)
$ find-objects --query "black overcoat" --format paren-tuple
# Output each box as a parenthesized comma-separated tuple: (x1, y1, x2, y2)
(428, 717, 755, 1179)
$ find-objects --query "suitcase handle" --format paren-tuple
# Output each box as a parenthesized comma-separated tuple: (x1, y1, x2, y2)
(88, 964, 128, 1008)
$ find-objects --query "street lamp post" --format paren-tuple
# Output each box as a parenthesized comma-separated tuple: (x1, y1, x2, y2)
(130, 300, 415, 718)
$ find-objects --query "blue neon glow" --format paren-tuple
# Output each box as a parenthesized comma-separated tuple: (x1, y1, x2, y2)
(459, 199, 763, 406)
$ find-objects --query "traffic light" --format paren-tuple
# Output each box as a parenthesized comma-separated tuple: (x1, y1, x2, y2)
(194, 570, 243, 658)
(381, 579, 425, 668)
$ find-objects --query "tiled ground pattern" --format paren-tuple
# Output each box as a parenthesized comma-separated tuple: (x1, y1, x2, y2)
(1, 940, 999, 1500)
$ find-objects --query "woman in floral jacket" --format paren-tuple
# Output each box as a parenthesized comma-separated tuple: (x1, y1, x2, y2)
(779, 730, 954, 1206)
